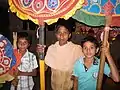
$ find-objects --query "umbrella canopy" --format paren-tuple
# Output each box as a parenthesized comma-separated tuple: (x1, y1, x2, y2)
(9, 0, 84, 25)
(72, 0, 120, 26)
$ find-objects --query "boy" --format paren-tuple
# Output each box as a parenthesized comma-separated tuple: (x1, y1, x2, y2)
(73, 35, 119, 90)
(11, 32, 38, 90)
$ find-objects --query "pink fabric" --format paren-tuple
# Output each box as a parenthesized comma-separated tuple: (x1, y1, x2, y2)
(45, 41, 84, 71)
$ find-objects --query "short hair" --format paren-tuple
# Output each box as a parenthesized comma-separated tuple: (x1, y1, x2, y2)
(55, 24, 72, 33)
(17, 32, 32, 45)
(81, 36, 99, 48)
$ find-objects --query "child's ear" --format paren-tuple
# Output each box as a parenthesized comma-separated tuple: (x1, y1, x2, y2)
(28, 43, 30, 48)
(69, 33, 71, 38)
(96, 48, 99, 53)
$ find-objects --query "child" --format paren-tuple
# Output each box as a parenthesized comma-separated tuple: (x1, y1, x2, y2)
(11, 32, 38, 90)
(37, 23, 84, 90)
(72, 35, 119, 90)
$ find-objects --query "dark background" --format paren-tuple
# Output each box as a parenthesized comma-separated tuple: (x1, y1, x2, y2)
(0, 0, 9, 38)
(0, 0, 76, 41)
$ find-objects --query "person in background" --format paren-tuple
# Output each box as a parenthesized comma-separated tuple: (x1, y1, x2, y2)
(11, 32, 38, 90)
(37, 23, 84, 90)
(0, 34, 16, 90)
(73, 35, 119, 90)
(110, 34, 120, 69)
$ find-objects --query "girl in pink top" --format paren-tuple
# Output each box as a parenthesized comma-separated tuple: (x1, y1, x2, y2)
(37, 24, 84, 90)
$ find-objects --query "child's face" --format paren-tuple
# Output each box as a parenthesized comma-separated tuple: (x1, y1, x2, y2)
(17, 38, 29, 52)
(82, 41, 98, 59)
(55, 26, 71, 46)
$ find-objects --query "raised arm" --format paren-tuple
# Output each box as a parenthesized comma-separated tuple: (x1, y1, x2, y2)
(13, 32, 17, 49)
(103, 42, 119, 82)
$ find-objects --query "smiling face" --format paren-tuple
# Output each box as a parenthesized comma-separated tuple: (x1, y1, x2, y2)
(55, 26, 71, 46)
(17, 38, 30, 53)
(82, 41, 98, 59)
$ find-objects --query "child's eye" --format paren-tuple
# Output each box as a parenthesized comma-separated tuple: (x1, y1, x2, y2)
(83, 47, 87, 50)
(91, 46, 95, 49)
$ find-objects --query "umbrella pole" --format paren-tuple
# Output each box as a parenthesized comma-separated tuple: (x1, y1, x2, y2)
(38, 25, 45, 90)
(96, 27, 110, 90)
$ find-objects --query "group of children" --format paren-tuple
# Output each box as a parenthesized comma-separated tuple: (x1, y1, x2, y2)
(0, 23, 119, 90)
(37, 24, 119, 90)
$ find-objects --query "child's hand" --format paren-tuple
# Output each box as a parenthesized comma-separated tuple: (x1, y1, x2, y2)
(36, 44, 46, 53)
(13, 32, 17, 41)
(102, 41, 110, 56)
(13, 32, 17, 48)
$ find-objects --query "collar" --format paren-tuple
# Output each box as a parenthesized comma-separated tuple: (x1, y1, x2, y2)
(79, 56, 99, 65)
(93, 57, 99, 65)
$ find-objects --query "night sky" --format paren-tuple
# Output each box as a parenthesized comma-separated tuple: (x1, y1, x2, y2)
(0, 1, 10, 39)
(0, 0, 76, 40)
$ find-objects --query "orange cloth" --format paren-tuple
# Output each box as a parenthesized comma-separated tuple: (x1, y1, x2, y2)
(9, 49, 22, 76)
(13, 49, 21, 67)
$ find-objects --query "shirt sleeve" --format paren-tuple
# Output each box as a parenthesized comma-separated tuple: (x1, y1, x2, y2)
(32, 54, 38, 69)
(104, 62, 110, 77)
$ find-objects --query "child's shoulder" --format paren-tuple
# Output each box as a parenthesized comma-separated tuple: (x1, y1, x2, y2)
(75, 56, 84, 64)
(28, 51, 36, 56)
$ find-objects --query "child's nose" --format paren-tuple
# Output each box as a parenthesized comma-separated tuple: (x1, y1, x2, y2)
(87, 48, 90, 52)
(60, 33, 64, 38)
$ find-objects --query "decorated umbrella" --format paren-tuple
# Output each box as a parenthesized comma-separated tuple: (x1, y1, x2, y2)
(8, 0, 84, 90)
(72, 0, 120, 90)
(72, 0, 120, 26)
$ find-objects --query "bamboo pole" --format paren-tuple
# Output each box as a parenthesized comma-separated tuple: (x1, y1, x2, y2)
(38, 25, 45, 90)
(96, 27, 110, 90)
(12, 32, 18, 90)
(96, 15, 112, 90)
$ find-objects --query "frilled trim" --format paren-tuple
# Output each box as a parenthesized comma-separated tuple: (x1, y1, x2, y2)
(9, 0, 38, 25)
(72, 9, 105, 26)
(9, 0, 84, 25)
(45, 0, 84, 25)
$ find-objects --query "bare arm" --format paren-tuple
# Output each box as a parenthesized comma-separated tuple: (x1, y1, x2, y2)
(18, 69, 37, 76)
(73, 75, 78, 90)
(106, 53, 119, 82)
(104, 42, 119, 82)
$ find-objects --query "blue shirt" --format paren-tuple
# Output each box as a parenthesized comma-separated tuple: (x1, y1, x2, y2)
(72, 57, 110, 90)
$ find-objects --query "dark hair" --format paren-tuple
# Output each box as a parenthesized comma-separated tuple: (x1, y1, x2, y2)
(17, 32, 32, 45)
(81, 36, 99, 48)
(55, 24, 72, 33)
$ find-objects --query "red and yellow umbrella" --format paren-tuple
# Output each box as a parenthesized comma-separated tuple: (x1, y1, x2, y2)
(9, 0, 84, 25)
(8, 0, 84, 90)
